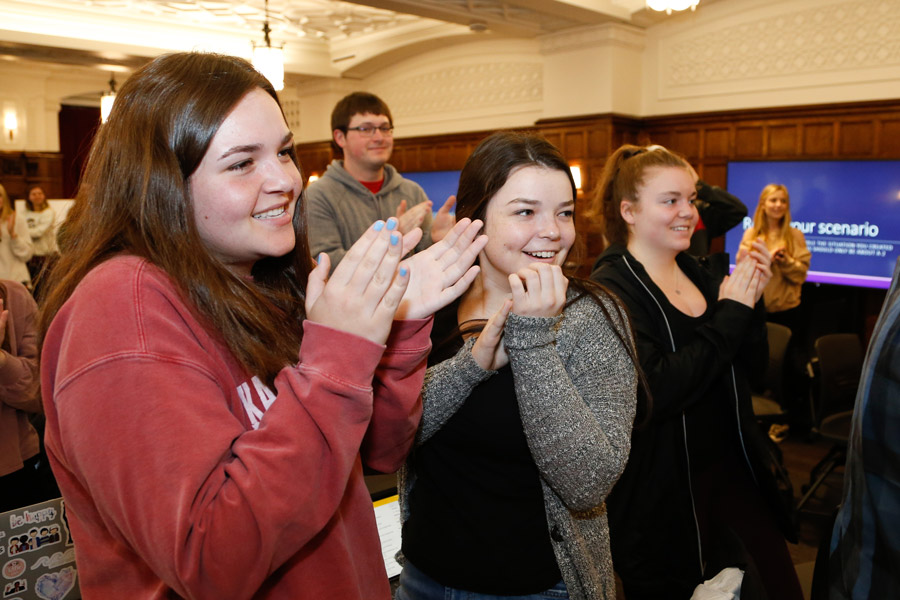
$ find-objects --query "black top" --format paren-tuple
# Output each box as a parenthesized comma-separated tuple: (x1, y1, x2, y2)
(591, 245, 793, 598)
(401, 302, 561, 594)
(664, 298, 744, 471)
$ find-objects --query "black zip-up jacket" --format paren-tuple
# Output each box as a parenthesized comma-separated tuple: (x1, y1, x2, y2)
(590, 244, 796, 598)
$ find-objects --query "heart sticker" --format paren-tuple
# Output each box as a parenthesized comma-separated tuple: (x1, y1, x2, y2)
(34, 566, 77, 600)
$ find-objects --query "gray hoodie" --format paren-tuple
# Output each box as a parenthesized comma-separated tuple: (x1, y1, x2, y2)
(306, 160, 433, 271)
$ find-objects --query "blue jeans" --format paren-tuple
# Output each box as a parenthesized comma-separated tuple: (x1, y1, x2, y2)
(396, 560, 569, 600)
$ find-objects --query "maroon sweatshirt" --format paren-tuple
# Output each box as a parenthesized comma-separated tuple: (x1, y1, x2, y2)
(41, 255, 429, 599)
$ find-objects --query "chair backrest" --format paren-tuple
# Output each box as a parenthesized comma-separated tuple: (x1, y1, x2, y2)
(763, 322, 792, 403)
(811, 333, 863, 425)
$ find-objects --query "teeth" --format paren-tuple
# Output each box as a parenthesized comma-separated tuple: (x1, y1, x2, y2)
(253, 206, 286, 219)
(672, 226, 689, 231)
(526, 251, 556, 258)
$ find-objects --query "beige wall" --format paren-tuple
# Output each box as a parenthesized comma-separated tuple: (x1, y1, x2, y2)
(1, 0, 897, 149)
(290, 0, 899, 142)
(640, 0, 900, 115)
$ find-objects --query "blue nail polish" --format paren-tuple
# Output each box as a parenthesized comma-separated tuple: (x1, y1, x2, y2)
(316, 253, 323, 264)
(391, 233, 399, 245)
(374, 220, 385, 231)
(386, 218, 398, 231)
(400, 267, 408, 277)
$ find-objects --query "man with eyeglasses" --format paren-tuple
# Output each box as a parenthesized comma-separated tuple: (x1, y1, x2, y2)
(306, 92, 456, 270)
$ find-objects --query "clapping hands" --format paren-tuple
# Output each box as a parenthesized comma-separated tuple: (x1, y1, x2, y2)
(306, 217, 488, 345)
(722, 238, 772, 307)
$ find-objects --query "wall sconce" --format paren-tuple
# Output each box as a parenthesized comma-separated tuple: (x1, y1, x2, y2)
(570, 165, 583, 191)
(307, 174, 320, 184)
(3, 109, 17, 141)
(100, 73, 117, 123)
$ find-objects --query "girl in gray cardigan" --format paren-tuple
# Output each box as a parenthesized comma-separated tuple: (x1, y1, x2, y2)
(397, 132, 640, 600)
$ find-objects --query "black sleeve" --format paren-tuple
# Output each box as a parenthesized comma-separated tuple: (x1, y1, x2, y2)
(696, 180, 748, 238)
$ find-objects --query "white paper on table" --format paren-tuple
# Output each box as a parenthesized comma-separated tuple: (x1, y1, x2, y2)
(373, 495, 402, 578)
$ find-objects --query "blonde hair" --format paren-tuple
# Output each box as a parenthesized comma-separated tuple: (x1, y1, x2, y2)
(0, 184, 14, 221)
(747, 184, 795, 255)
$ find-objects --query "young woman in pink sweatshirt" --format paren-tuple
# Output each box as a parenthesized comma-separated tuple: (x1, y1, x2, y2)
(38, 52, 485, 600)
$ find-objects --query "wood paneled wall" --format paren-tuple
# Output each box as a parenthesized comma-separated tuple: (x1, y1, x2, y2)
(639, 99, 900, 189)
(0, 151, 64, 200)
(295, 99, 900, 274)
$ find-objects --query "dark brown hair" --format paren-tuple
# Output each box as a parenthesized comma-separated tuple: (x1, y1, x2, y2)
(593, 144, 690, 246)
(38, 52, 310, 386)
(25, 186, 47, 212)
(330, 92, 393, 154)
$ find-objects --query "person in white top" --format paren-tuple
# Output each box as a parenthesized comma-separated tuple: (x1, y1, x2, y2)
(0, 184, 33, 289)
(23, 185, 58, 294)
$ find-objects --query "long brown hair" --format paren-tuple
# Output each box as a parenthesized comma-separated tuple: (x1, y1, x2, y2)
(592, 144, 690, 246)
(747, 183, 795, 255)
(39, 52, 311, 386)
(24, 186, 48, 212)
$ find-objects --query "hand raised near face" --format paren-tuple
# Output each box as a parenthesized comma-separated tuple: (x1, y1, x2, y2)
(508, 263, 568, 318)
(305, 218, 409, 345)
(471, 299, 511, 371)
(394, 217, 487, 320)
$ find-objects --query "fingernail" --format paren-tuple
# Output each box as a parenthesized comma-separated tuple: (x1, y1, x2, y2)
(386, 218, 398, 231)
(374, 220, 385, 231)
(391, 233, 399, 245)
(399, 267, 408, 277)
(316, 253, 323, 264)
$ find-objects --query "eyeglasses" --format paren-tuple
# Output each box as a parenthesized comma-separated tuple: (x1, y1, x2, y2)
(345, 125, 394, 137)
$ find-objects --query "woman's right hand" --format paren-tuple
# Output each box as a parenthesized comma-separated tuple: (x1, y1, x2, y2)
(471, 299, 512, 371)
(305, 218, 410, 345)
(718, 256, 762, 309)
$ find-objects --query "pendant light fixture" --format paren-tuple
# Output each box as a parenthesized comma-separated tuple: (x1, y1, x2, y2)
(252, 0, 285, 91)
(100, 73, 117, 123)
(646, 0, 700, 15)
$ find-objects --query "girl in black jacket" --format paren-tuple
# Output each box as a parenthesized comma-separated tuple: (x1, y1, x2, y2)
(590, 145, 802, 600)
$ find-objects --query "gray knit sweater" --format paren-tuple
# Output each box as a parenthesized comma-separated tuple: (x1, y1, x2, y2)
(398, 291, 638, 600)
(305, 160, 433, 271)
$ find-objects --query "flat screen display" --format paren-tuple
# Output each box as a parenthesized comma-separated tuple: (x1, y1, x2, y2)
(724, 161, 900, 289)
(402, 170, 461, 214)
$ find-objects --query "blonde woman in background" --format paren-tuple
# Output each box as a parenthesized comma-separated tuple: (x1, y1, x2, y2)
(740, 184, 812, 434)
(739, 184, 810, 315)
(23, 185, 58, 293)
(0, 184, 33, 288)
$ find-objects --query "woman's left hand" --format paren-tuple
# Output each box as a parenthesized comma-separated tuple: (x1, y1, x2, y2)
(394, 218, 487, 320)
(508, 263, 568, 318)
(738, 238, 773, 302)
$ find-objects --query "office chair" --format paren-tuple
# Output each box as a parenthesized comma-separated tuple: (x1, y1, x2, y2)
(796, 333, 863, 512)
(751, 321, 793, 424)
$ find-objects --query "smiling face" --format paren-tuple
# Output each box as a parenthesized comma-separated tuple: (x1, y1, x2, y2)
(333, 112, 393, 180)
(189, 88, 302, 277)
(622, 166, 698, 256)
(763, 188, 789, 223)
(479, 165, 576, 290)
(28, 187, 47, 210)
